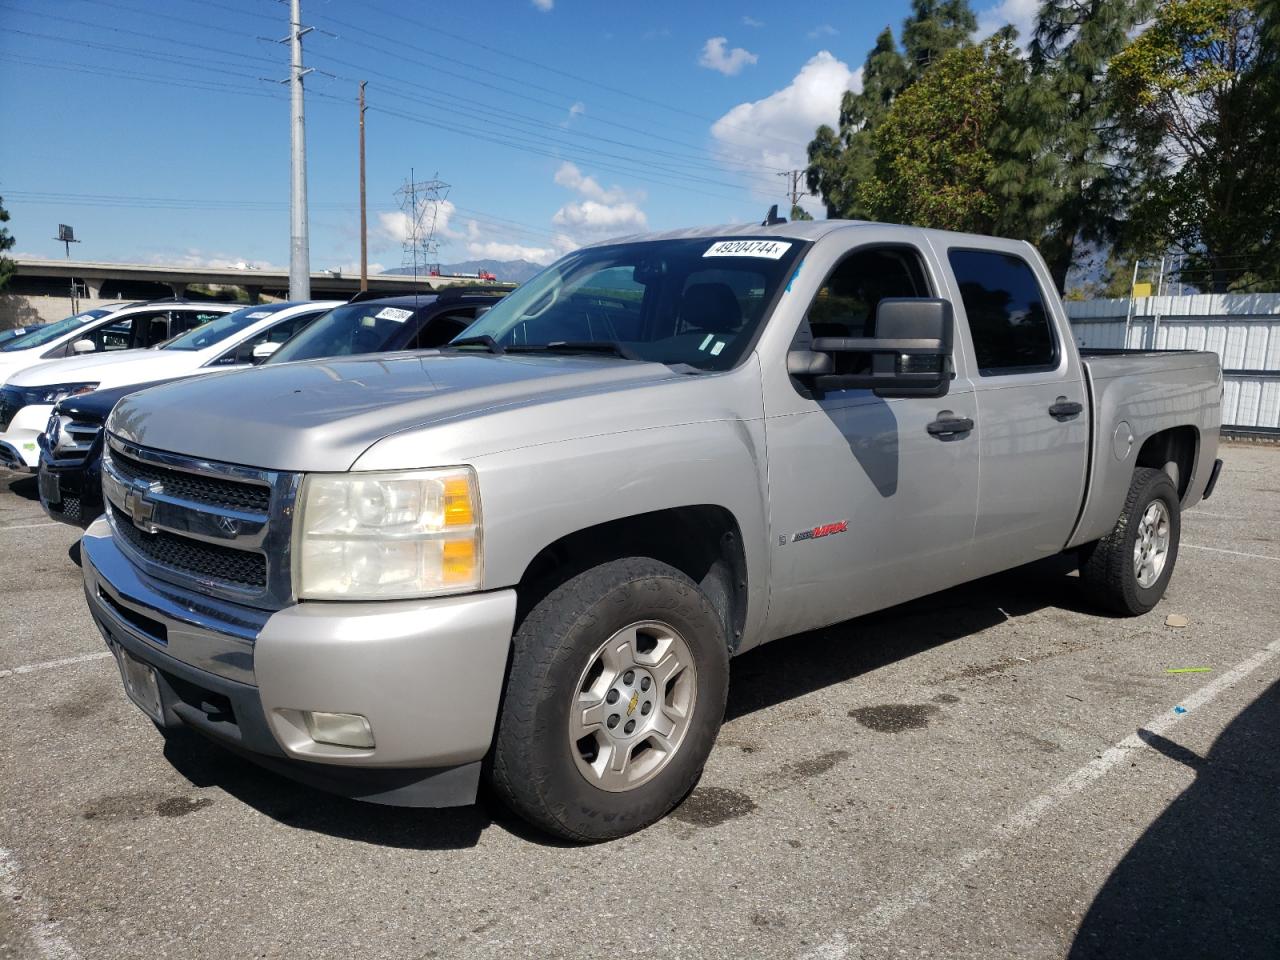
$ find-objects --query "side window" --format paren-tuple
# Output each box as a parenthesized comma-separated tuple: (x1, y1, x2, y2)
(947, 250, 1056, 375)
(805, 247, 930, 339)
(168, 310, 223, 339)
(410, 308, 475, 349)
(800, 246, 932, 377)
(92, 310, 166, 352)
(212, 312, 322, 366)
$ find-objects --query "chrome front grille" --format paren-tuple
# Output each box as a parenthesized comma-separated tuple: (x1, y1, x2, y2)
(102, 435, 299, 610)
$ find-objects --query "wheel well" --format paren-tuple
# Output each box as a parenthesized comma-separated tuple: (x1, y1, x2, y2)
(515, 506, 749, 652)
(1136, 425, 1198, 501)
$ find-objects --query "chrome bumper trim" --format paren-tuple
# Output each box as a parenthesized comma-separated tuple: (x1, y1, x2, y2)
(82, 518, 266, 684)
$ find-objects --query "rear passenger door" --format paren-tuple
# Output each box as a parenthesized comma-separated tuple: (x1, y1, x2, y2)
(940, 246, 1088, 574)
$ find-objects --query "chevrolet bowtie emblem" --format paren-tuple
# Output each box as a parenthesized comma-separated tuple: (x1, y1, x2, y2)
(123, 479, 162, 533)
(626, 691, 640, 717)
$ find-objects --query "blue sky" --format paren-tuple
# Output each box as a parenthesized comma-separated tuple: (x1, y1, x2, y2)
(0, 0, 1033, 271)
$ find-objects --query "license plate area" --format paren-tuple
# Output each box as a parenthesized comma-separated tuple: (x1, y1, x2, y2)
(38, 468, 60, 505)
(111, 643, 164, 723)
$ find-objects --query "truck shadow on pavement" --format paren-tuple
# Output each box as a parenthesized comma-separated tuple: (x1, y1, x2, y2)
(1067, 678, 1280, 960)
(159, 727, 539, 850)
(158, 554, 1099, 850)
(726, 553, 1095, 720)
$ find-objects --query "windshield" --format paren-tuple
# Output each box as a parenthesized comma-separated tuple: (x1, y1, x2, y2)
(450, 237, 804, 371)
(162, 303, 288, 351)
(267, 300, 424, 364)
(0, 308, 114, 352)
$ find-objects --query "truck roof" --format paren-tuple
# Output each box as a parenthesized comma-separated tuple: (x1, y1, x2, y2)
(590, 218, 1034, 253)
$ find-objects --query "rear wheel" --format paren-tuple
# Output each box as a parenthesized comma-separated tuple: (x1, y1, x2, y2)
(1080, 467, 1181, 616)
(489, 557, 729, 841)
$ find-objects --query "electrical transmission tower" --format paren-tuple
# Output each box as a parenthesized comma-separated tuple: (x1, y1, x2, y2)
(394, 170, 451, 287)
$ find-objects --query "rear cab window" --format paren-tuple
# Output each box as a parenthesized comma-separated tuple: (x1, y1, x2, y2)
(947, 250, 1057, 376)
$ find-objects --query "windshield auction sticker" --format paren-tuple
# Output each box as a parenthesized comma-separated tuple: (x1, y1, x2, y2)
(374, 307, 414, 322)
(703, 239, 793, 260)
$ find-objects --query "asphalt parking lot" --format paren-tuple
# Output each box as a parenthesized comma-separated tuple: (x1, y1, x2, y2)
(1, 443, 1277, 960)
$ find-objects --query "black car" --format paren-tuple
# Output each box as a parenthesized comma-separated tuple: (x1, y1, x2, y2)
(37, 289, 505, 528)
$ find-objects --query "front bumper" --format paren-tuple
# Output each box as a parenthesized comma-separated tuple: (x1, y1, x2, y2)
(81, 519, 518, 806)
(0, 403, 54, 471)
(38, 448, 103, 528)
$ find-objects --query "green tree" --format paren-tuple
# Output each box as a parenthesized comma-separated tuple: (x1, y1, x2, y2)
(1013, 0, 1159, 291)
(0, 196, 15, 292)
(856, 40, 1022, 232)
(806, 1, 976, 219)
(1111, 0, 1280, 291)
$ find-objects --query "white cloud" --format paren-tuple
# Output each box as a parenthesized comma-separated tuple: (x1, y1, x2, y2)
(553, 161, 638, 205)
(560, 101, 586, 128)
(742, 15, 764, 27)
(550, 162, 647, 237)
(976, 0, 1039, 42)
(466, 239, 566, 266)
(808, 24, 838, 38)
(698, 37, 759, 76)
(711, 50, 860, 201)
(551, 200, 647, 233)
(531, 0, 553, 11)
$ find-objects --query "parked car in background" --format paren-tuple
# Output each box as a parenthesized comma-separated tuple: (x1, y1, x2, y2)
(37, 290, 503, 525)
(78, 219, 1222, 840)
(1, 301, 337, 471)
(0, 300, 234, 386)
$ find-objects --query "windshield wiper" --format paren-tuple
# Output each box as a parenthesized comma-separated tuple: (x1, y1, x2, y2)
(506, 340, 642, 361)
(447, 334, 504, 354)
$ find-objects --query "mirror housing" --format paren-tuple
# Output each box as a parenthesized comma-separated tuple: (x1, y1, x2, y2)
(803, 298, 953, 399)
(251, 341, 281, 361)
(71, 339, 96, 354)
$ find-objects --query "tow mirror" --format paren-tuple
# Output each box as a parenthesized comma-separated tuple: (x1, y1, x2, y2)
(251, 341, 281, 361)
(796, 298, 953, 399)
(71, 339, 96, 354)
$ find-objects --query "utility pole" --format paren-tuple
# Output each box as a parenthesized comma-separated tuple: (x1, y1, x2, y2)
(779, 170, 807, 210)
(358, 80, 368, 292)
(288, 0, 312, 300)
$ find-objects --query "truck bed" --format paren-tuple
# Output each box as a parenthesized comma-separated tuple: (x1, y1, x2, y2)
(1067, 349, 1222, 549)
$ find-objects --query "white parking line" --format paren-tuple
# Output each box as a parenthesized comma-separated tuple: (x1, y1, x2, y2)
(0, 847, 82, 960)
(0, 652, 112, 680)
(1183, 543, 1280, 562)
(802, 637, 1280, 959)
(0, 521, 59, 532)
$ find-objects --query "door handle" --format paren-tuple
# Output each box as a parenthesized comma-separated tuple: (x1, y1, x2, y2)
(927, 413, 975, 439)
(1049, 397, 1084, 420)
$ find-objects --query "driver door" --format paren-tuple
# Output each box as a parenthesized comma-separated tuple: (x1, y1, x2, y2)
(762, 239, 980, 640)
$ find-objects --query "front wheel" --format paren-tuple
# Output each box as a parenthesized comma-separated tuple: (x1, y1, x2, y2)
(489, 557, 729, 841)
(1080, 467, 1181, 616)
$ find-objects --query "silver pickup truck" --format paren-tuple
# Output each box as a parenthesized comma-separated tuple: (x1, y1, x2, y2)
(81, 220, 1223, 840)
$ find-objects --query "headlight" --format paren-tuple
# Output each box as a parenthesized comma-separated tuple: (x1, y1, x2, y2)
(295, 466, 482, 600)
(23, 383, 99, 405)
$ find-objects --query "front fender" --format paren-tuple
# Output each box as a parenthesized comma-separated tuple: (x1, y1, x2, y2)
(470, 416, 771, 649)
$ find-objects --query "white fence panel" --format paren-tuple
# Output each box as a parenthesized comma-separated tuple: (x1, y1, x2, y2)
(1065, 293, 1280, 431)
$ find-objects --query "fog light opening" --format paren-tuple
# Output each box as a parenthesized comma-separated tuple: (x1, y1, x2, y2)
(302, 710, 375, 749)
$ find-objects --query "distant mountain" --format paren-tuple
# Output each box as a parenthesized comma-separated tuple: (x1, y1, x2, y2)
(381, 259, 543, 284)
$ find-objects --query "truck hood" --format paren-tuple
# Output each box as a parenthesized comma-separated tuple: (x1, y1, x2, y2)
(7, 348, 182, 388)
(107, 352, 691, 472)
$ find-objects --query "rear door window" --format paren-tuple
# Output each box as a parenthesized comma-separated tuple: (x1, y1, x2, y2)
(947, 250, 1056, 375)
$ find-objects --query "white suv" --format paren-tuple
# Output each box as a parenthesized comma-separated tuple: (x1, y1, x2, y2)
(0, 301, 338, 470)
(0, 301, 238, 384)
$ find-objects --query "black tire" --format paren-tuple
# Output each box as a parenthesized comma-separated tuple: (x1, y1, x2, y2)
(489, 557, 729, 842)
(1080, 467, 1181, 616)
